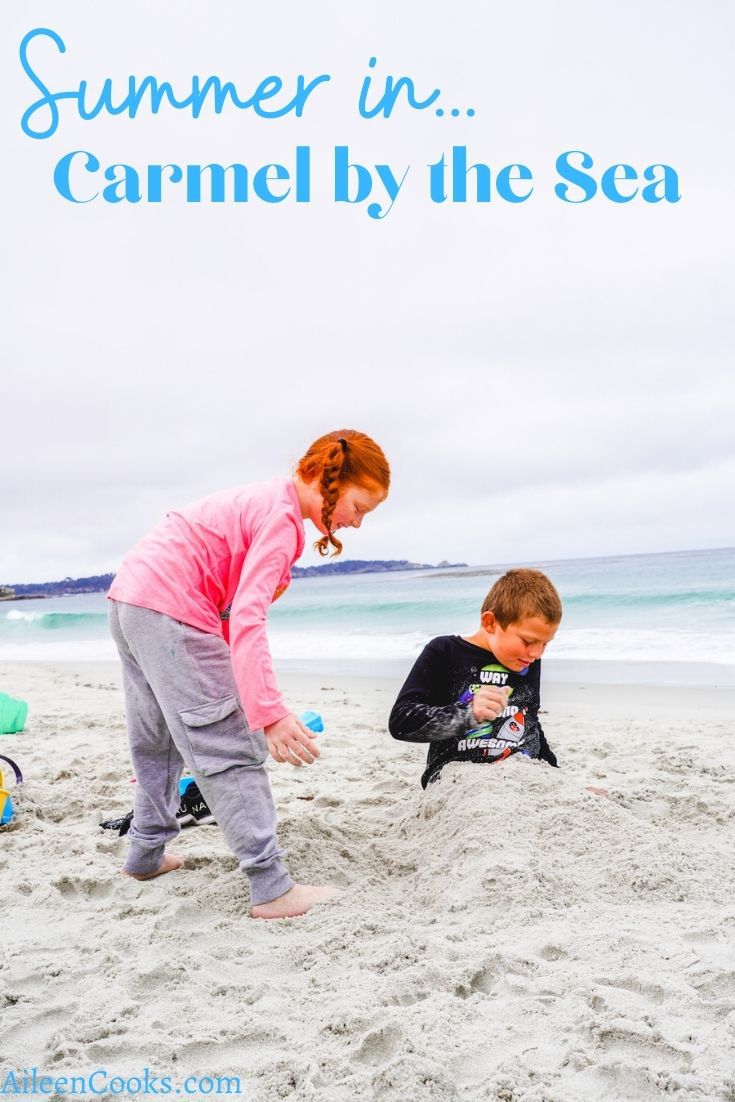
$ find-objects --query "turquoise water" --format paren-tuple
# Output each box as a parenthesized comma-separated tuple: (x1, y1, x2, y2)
(1, 547, 733, 683)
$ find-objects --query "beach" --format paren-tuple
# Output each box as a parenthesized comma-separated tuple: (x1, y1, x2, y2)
(2, 660, 734, 1101)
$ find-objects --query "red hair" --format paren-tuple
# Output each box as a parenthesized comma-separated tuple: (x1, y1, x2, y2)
(296, 429, 390, 556)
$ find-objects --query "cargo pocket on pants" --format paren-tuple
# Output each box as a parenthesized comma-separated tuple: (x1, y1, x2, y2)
(178, 696, 267, 776)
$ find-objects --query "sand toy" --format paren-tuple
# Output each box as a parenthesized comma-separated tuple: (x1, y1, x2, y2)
(0, 754, 23, 825)
(301, 710, 324, 733)
(0, 692, 28, 734)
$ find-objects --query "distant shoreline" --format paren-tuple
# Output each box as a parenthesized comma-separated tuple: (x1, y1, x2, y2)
(0, 559, 469, 598)
(291, 559, 467, 579)
(0, 593, 47, 602)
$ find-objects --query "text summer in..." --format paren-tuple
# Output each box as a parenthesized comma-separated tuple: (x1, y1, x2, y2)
(19, 26, 681, 215)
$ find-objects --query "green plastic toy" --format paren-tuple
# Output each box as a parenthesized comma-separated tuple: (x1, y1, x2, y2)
(0, 693, 28, 734)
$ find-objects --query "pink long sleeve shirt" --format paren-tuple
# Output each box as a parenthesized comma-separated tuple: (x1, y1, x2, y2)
(108, 477, 305, 729)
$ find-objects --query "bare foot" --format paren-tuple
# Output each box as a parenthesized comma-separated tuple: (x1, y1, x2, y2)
(586, 786, 610, 798)
(251, 883, 339, 920)
(122, 853, 184, 881)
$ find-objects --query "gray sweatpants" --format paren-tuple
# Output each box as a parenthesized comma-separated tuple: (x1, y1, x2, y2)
(108, 600, 294, 905)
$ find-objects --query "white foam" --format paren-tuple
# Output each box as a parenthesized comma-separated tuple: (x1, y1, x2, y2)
(269, 627, 735, 667)
(268, 630, 431, 661)
(0, 626, 732, 671)
(0, 639, 118, 661)
(551, 627, 735, 665)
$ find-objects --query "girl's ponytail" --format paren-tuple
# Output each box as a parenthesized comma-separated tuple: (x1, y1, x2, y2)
(296, 430, 390, 556)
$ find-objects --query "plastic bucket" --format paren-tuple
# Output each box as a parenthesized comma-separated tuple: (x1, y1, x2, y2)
(0, 693, 28, 734)
(0, 789, 12, 825)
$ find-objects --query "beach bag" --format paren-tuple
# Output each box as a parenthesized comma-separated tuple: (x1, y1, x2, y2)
(100, 777, 215, 835)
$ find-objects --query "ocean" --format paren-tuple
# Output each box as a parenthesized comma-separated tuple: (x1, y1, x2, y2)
(1, 547, 733, 686)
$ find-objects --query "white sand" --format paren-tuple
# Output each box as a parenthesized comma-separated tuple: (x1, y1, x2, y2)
(1, 662, 734, 1101)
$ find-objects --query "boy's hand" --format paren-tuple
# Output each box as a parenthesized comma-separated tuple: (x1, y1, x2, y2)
(471, 686, 511, 723)
(264, 714, 320, 767)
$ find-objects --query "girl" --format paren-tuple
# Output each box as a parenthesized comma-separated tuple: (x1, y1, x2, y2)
(108, 430, 390, 919)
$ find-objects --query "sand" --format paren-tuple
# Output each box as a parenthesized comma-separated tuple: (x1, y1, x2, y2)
(1, 661, 734, 1101)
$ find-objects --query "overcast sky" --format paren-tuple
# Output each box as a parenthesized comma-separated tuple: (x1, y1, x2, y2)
(2, 1, 733, 583)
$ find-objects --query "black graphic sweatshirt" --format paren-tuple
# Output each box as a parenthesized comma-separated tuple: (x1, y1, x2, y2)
(389, 635, 558, 788)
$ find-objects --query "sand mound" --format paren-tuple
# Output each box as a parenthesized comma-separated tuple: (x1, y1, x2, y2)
(1, 664, 734, 1101)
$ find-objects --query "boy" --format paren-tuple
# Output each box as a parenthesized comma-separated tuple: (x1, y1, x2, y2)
(389, 568, 561, 787)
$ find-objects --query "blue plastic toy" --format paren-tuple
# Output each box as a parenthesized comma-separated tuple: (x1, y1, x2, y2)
(300, 710, 324, 733)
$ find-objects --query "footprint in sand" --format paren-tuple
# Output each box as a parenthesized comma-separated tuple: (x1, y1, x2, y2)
(539, 943, 569, 962)
(354, 1025, 401, 1066)
(53, 876, 114, 901)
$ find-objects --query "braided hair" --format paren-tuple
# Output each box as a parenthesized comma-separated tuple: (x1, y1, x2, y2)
(296, 430, 390, 556)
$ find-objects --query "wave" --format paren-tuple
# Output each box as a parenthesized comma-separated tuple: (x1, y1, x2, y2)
(0, 639, 119, 661)
(549, 627, 735, 665)
(0, 625, 731, 683)
(269, 630, 430, 661)
(564, 589, 735, 607)
(271, 628, 735, 666)
(2, 610, 108, 628)
(0, 626, 732, 674)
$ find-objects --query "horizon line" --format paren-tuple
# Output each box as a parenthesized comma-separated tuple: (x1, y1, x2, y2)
(2, 544, 733, 590)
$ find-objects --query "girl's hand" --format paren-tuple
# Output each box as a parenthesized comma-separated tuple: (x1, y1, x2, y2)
(471, 686, 511, 724)
(264, 714, 321, 767)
